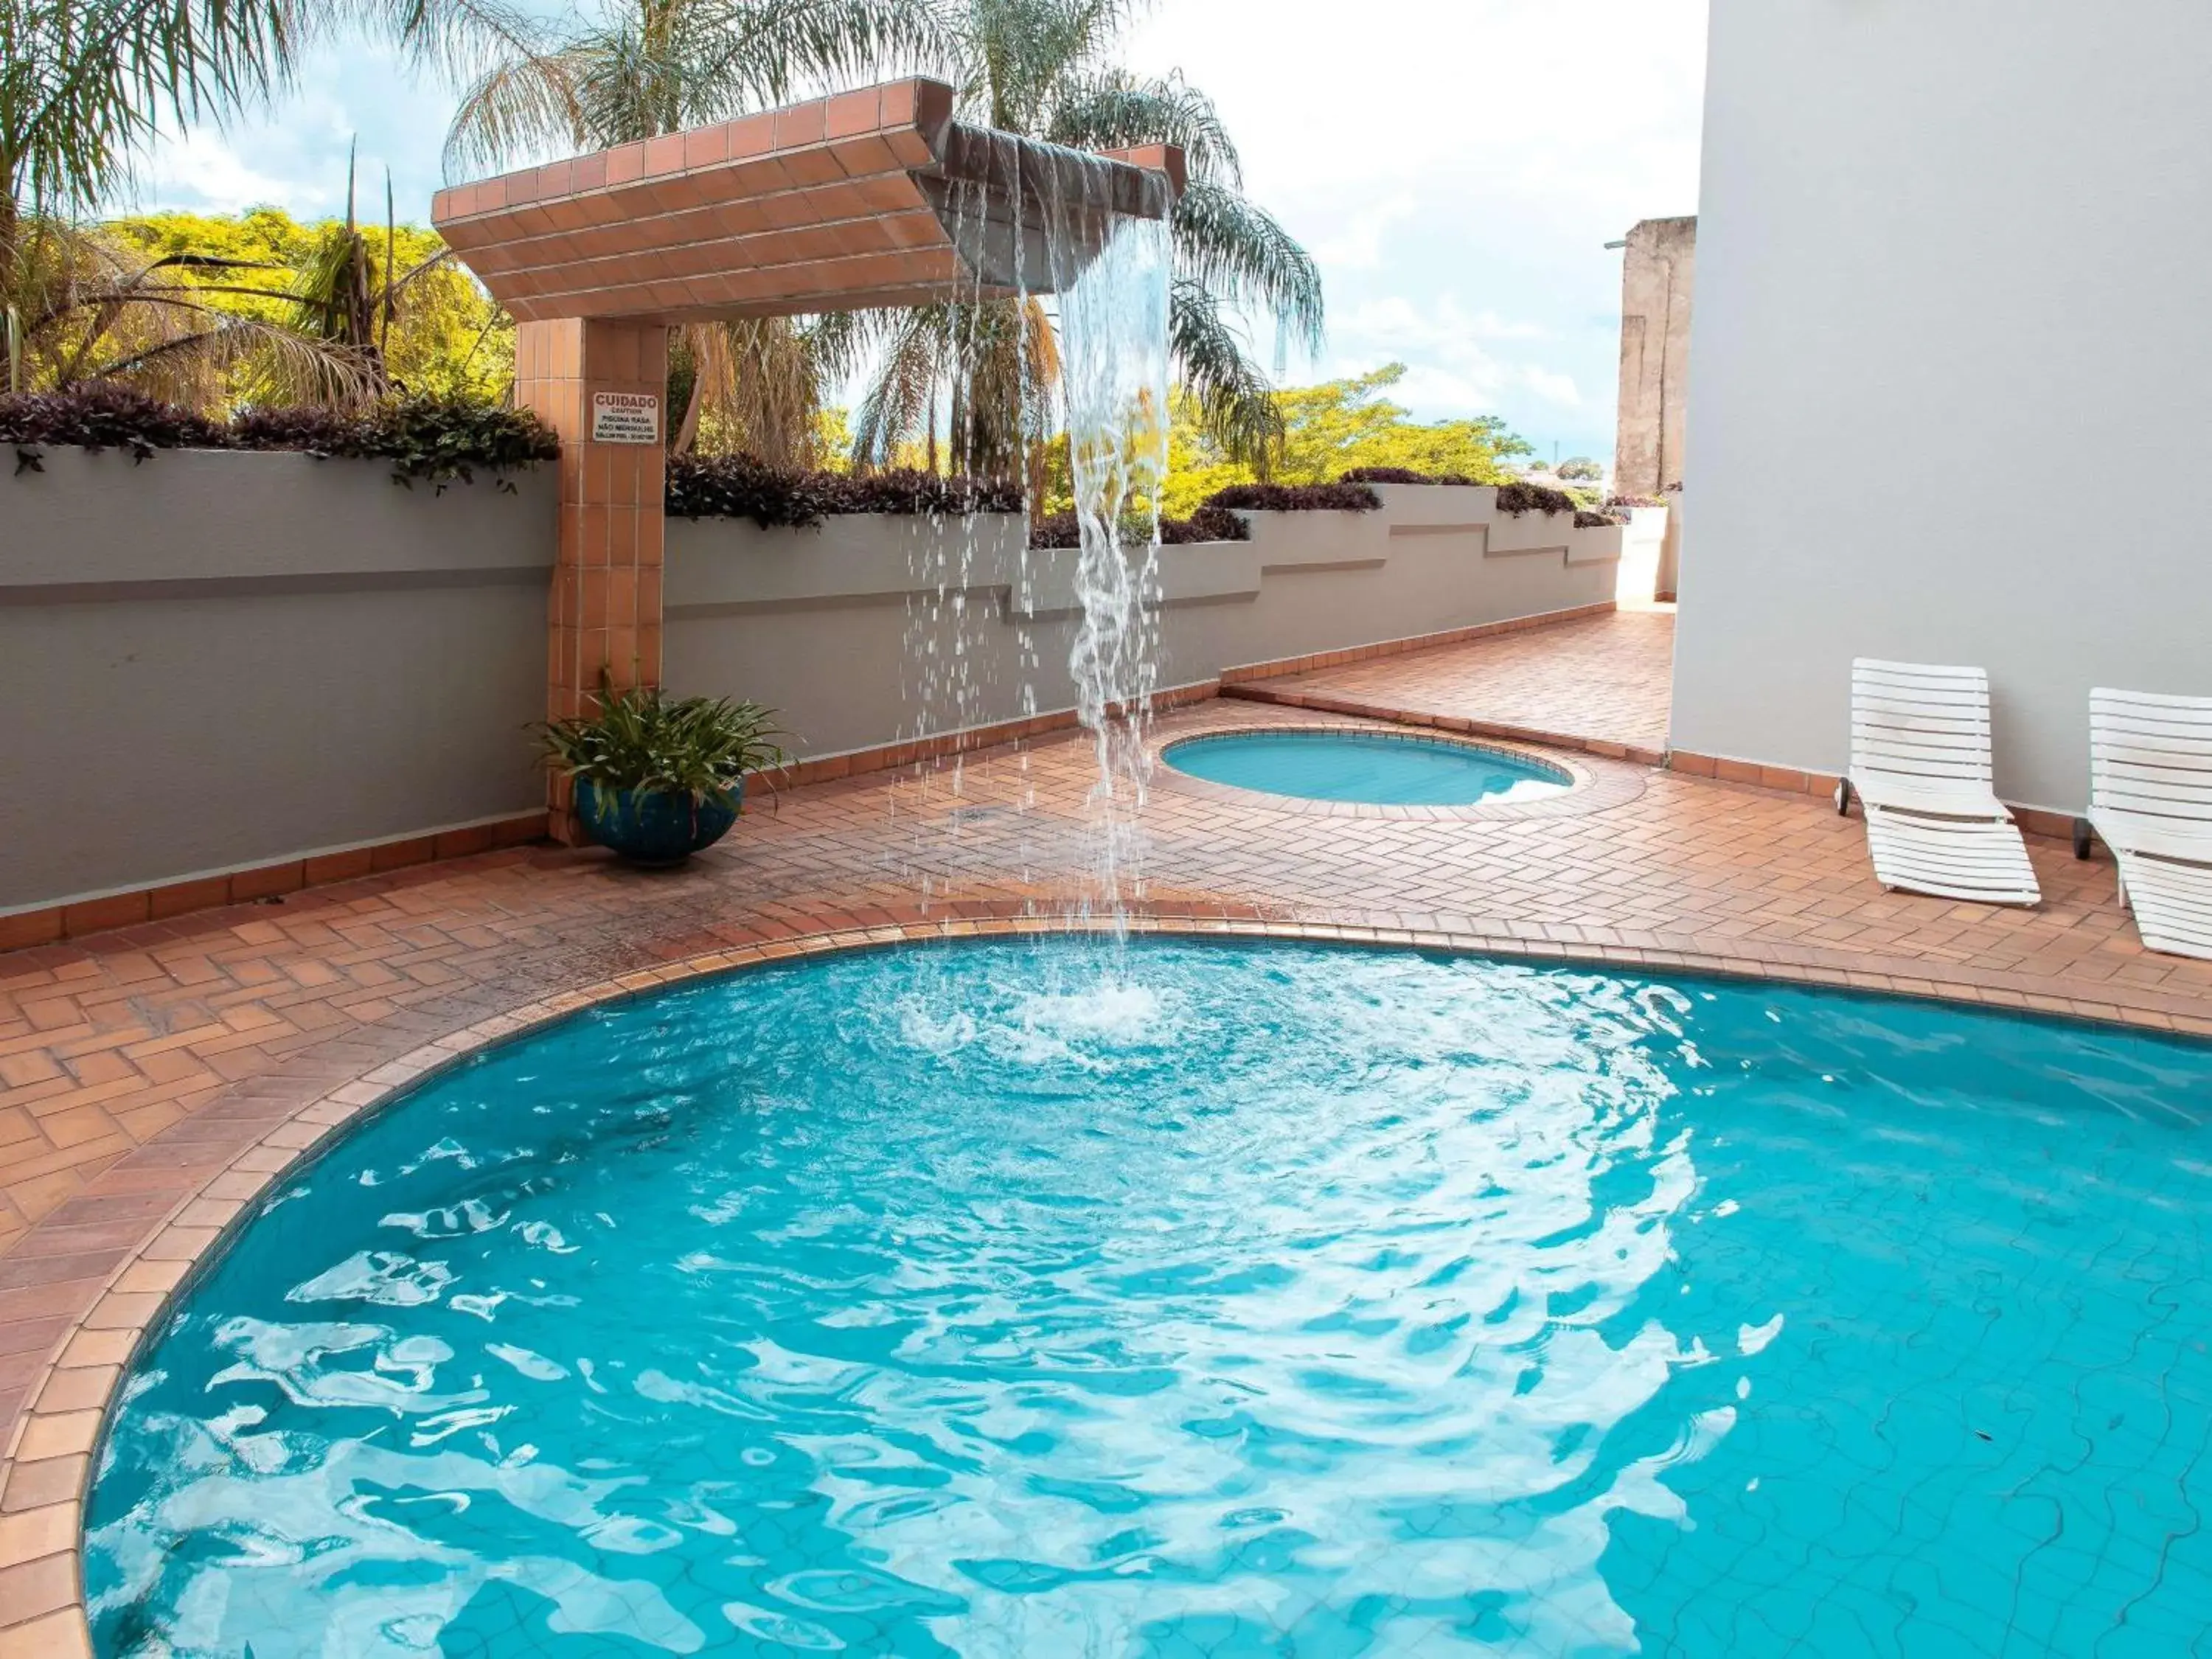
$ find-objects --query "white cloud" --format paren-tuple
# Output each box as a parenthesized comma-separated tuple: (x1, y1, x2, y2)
(1320, 293, 1584, 422)
(1122, 0, 1709, 452)
(1340, 294, 1550, 350)
(139, 130, 330, 215)
(1310, 195, 1419, 271)
(1388, 361, 1509, 414)
(1522, 366, 1584, 408)
(128, 44, 461, 222)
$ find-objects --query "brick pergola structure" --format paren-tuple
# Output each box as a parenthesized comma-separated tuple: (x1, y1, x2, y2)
(431, 78, 1182, 840)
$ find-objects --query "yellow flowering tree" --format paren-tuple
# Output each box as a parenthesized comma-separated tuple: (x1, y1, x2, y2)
(1160, 364, 1534, 516)
(105, 207, 513, 407)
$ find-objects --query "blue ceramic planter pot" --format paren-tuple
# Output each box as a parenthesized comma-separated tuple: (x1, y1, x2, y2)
(574, 779, 740, 866)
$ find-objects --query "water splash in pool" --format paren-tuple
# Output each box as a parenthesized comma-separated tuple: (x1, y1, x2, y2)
(84, 940, 2212, 1657)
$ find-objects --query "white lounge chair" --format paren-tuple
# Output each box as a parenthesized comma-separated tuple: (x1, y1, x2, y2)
(1836, 658, 2041, 905)
(2086, 687, 2212, 959)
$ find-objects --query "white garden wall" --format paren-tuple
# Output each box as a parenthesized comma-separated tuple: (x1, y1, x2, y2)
(2, 454, 1614, 919)
(1, 448, 555, 914)
(664, 485, 1618, 762)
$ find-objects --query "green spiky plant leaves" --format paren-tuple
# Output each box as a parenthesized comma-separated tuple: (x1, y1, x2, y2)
(537, 673, 790, 811)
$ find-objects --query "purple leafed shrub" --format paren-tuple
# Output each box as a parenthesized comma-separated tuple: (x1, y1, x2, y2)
(1573, 508, 1628, 528)
(1027, 504, 1249, 549)
(666, 454, 1023, 527)
(229, 404, 369, 454)
(2, 384, 558, 490)
(1336, 466, 1483, 486)
(1604, 493, 1666, 510)
(1492, 481, 1577, 517)
(1201, 481, 1382, 512)
(0, 384, 224, 464)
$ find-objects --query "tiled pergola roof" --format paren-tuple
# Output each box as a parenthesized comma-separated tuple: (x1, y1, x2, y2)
(431, 78, 1185, 322)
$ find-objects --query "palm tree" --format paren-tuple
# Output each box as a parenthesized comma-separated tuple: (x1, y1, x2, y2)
(2, 218, 377, 403)
(443, 0, 948, 462)
(850, 0, 1322, 478)
(1, 0, 543, 396)
(279, 145, 490, 403)
(849, 293, 1061, 481)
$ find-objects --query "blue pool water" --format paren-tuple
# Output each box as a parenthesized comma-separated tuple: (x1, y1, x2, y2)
(1161, 731, 1569, 805)
(86, 940, 2212, 1657)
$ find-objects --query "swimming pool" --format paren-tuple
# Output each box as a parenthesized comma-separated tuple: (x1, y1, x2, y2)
(85, 939, 2212, 1656)
(1160, 729, 1571, 805)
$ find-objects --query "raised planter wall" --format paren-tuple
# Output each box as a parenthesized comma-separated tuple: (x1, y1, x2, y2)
(1, 448, 556, 915)
(1616, 505, 1669, 602)
(4, 454, 1617, 922)
(665, 486, 1617, 762)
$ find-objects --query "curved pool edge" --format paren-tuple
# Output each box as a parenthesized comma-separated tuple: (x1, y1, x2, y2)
(5, 904, 2208, 1657)
(1147, 722, 1643, 820)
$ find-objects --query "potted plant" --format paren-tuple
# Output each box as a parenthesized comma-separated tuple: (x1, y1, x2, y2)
(537, 675, 788, 865)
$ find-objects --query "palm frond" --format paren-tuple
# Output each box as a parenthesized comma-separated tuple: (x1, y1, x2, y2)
(91, 302, 379, 410)
(1043, 69, 1238, 186)
(804, 306, 884, 388)
(680, 314, 831, 465)
(960, 0, 1144, 129)
(2, 0, 307, 215)
(442, 47, 593, 178)
(445, 0, 949, 178)
(349, 0, 554, 88)
(852, 305, 950, 468)
(1168, 276, 1281, 471)
(1170, 178, 1324, 357)
(684, 0, 953, 113)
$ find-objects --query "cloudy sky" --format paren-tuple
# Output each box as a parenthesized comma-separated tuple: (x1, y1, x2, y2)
(131, 0, 1709, 465)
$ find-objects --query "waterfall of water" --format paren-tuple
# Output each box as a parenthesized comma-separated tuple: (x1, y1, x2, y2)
(1051, 209, 1172, 925)
(890, 139, 1173, 931)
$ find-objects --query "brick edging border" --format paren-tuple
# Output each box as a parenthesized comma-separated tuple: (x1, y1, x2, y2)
(776, 599, 1621, 790)
(4, 904, 2211, 1655)
(0, 813, 550, 953)
(1225, 684, 1667, 769)
(1666, 749, 2087, 842)
(1218, 599, 1618, 688)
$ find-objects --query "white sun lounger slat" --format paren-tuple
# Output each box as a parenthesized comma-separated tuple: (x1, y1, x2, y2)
(1860, 807, 2042, 904)
(1846, 658, 2039, 905)
(2096, 779, 2212, 815)
(2089, 686, 2212, 959)
(1849, 661, 2003, 807)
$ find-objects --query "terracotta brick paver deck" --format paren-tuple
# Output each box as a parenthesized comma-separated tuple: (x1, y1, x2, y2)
(1233, 604, 1676, 762)
(6, 680, 2212, 1649)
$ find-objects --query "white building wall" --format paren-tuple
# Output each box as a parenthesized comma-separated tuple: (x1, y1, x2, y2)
(1671, 0, 2212, 813)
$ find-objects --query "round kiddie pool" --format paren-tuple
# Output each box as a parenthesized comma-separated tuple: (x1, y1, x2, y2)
(85, 938, 2212, 1658)
(1160, 727, 1572, 807)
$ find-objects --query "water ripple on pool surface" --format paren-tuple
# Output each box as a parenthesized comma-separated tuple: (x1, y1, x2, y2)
(86, 941, 2212, 1656)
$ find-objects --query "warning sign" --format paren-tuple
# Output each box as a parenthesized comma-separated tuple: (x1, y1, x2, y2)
(591, 391, 661, 445)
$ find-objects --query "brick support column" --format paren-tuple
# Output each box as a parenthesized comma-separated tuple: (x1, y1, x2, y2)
(512, 319, 669, 843)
